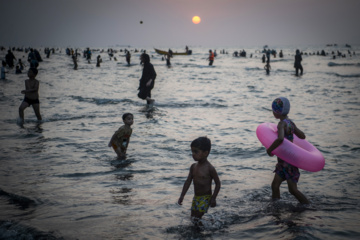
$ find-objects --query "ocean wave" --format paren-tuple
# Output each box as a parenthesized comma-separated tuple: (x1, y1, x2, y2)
(69, 95, 135, 105)
(0, 188, 36, 209)
(0, 220, 62, 240)
(245, 67, 262, 71)
(328, 62, 360, 67)
(333, 73, 360, 78)
(156, 101, 228, 109)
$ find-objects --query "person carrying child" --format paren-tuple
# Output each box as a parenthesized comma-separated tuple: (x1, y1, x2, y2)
(266, 97, 309, 204)
(178, 137, 221, 224)
(108, 113, 134, 159)
(18, 68, 42, 125)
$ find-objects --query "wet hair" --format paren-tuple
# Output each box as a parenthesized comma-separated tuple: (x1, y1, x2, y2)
(191, 137, 211, 153)
(29, 67, 38, 75)
(122, 113, 133, 121)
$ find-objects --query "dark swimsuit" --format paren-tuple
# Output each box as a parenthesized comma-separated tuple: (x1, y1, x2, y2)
(23, 97, 40, 106)
(274, 119, 300, 183)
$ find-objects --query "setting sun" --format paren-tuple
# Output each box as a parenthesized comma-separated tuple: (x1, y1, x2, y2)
(192, 16, 201, 24)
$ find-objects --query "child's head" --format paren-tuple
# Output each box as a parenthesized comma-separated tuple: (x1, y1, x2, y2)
(191, 137, 211, 161)
(2, 60, 6, 67)
(272, 97, 290, 117)
(122, 113, 134, 126)
(27, 68, 38, 78)
(191, 137, 211, 152)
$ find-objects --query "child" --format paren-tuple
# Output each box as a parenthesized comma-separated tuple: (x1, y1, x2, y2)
(108, 113, 134, 159)
(96, 55, 102, 67)
(178, 137, 221, 223)
(15, 65, 22, 74)
(18, 68, 42, 125)
(1, 60, 8, 79)
(266, 97, 309, 204)
(18, 59, 25, 71)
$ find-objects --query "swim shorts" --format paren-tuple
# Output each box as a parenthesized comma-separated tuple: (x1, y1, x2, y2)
(191, 195, 211, 213)
(23, 97, 40, 106)
(274, 159, 300, 183)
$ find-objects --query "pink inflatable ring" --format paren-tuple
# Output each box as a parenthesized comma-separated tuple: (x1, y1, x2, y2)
(256, 122, 325, 172)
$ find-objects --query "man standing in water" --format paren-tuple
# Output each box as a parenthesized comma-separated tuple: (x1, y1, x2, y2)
(208, 50, 214, 66)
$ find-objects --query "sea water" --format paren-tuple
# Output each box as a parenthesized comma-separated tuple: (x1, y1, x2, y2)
(0, 45, 359, 239)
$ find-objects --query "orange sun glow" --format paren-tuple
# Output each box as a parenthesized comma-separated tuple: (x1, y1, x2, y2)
(192, 16, 201, 24)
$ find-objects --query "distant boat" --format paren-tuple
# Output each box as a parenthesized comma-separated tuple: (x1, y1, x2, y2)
(345, 44, 352, 48)
(154, 48, 192, 55)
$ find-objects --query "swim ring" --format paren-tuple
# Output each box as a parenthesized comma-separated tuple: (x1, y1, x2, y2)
(256, 122, 325, 172)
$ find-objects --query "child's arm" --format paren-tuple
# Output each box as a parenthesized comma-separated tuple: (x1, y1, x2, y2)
(108, 133, 116, 147)
(178, 164, 194, 205)
(210, 166, 221, 207)
(21, 80, 39, 94)
(267, 121, 285, 156)
(293, 123, 306, 139)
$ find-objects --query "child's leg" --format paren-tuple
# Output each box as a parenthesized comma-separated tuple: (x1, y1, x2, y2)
(19, 101, 29, 122)
(32, 104, 42, 121)
(271, 174, 283, 200)
(113, 146, 126, 159)
(191, 210, 205, 223)
(286, 179, 309, 204)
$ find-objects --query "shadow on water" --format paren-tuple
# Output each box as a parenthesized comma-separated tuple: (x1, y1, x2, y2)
(0, 189, 36, 210)
(0, 220, 63, 240)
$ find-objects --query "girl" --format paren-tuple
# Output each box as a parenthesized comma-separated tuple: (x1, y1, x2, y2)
(266, 97, 309, 204)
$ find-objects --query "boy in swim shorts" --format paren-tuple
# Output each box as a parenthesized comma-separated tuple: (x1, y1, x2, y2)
(18, 68, 42, 125)
(266, 97, 309, 204)
(178, 137, 221, 223)
(108, 113, 134, 159)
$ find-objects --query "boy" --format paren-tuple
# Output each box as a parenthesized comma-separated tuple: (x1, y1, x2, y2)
(108, 113, 134, 159)
(178, 137, 221, 223)
(18, 68, 42, 125)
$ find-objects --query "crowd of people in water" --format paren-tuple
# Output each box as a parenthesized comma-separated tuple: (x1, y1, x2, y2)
(0, 43, 358, 225)
(1, 44, 357, 124)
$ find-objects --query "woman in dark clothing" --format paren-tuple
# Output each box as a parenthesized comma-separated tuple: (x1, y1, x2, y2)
(294, 49, 303, 76)
(138, 53, 156, 105)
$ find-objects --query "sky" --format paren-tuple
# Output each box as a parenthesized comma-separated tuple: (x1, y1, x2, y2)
(1, 0, 360, 48)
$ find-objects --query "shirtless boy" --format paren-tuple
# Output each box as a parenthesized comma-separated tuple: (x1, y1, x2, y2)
(178, 137, 221, 223)
(18, 68, 42, 125)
